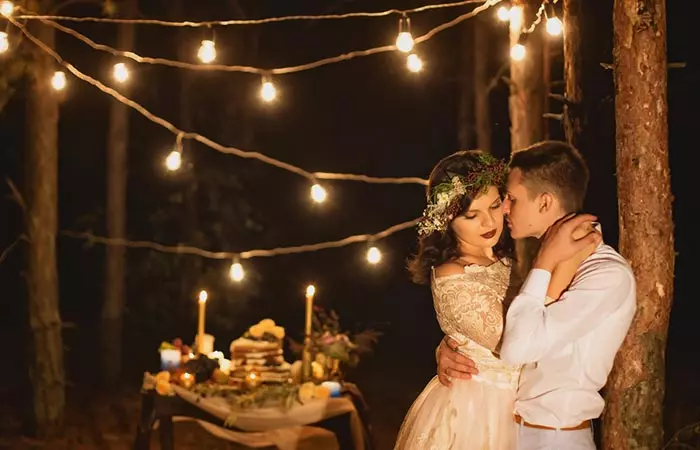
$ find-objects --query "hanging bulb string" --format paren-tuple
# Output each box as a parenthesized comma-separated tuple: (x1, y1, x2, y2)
(29, 1, 499, 76)
(60, 218, 419, 260)
(15, 0, 495, 27)
(8, 15, 428, 185)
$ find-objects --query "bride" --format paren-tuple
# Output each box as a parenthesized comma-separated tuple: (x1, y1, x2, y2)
(394, 150, 588, 449)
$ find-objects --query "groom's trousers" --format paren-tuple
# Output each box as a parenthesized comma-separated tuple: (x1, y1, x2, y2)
(515, 422, 596, 449)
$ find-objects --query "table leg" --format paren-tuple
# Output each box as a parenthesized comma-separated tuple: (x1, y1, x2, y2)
(159, 416, 174, 450)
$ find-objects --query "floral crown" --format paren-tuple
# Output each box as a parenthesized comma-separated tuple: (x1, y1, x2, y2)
(417, 153, 508, 236)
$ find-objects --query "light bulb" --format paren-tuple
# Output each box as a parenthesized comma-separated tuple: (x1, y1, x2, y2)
(198, 290, 208, 303)
(165, 150, 182, 171)
(0, 1, 14, 17)
(197, 39, 216, 63)
(0, 32, 8, 54)
(51, 71, 66, 91)
(508, 6, 523, 29)
(496, 6, 510, 21)
(407, 53, 422, 73)
(510, 43, 526, 61)
(546, 17, 564, 36)
(367, 247, 382, 264)
(306, 285, 316, 298)
(395, 31, 414, 53)
(229, 262, 244, 282)
(113, 62, 129, 83)
(260, 80, 276, 102)
(310, 184, 327, 203)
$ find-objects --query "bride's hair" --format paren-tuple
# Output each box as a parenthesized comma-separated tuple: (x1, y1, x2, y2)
(407, 150, 513, 285)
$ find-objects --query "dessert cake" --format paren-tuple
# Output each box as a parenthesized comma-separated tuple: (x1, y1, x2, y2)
(229, 319, 292, 384)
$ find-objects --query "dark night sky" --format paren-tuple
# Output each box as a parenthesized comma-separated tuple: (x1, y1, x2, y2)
(0, 0, 697, 396)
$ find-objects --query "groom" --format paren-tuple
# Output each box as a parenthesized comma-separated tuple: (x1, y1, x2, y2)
(436, 141, 636, 449)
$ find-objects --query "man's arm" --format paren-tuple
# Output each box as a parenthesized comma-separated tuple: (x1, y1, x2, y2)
(499, 260, 635, 365)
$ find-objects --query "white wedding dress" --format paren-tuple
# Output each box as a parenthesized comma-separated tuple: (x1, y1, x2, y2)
(395, 259, 521, 450)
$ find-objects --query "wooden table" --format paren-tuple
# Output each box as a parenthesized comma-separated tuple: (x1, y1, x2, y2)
(133, 375, 374, 450)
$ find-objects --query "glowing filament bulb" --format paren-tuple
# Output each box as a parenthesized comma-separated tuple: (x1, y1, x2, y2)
(0, 1, 14, 17)
(0, 32, 8, 53)
(310, 184, 327, 203)
(396, 31, 414, 53)
(510, 43, 526, 61)
(197, 39, 216, 63)
(51, 71, 66, 91)
(229, 262, 244, 282)
(407, 53, 423, 73)
(113, 62, 129, 83)
(546, 17, 564, 36)
(496, 6, 510, 21)
(165, 150, 182, 171)
(508, 6, 523, 29)
(367, 247, 382, 264)
(260, 79, 276, 102)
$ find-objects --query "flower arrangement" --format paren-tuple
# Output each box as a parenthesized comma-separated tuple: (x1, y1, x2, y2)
(289, 306, 381, 369)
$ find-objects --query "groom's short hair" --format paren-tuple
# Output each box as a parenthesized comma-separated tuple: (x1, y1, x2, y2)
(509, 141, 589, 213)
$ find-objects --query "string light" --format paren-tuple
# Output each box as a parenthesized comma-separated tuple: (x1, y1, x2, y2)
(510, 43, 526, 61)
(260, 76, 277, 102)
(16, 1, 494, 26)
(545, 16, 563, 36)
(395, 15, 414, 53)
(51, 71, 66, 90)
(310, 184, 327, 203)
(0, 31, 8, 53)
(366, 246, 382, 264)
(165, 150, 181, 171)
(112, 62, 129, 83)
(0, 1, 14, 17)
(406, 53, 423, 72)
(229, 261, 244, 282)
(496, 5, 510, 21)
(197, 39, 216, 63)
(508, 5, 523, 29)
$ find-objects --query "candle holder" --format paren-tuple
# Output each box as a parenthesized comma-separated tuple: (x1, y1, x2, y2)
(160, 349, 181, 371)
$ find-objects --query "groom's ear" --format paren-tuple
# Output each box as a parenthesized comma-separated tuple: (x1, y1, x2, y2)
(538, 192, 555, 213)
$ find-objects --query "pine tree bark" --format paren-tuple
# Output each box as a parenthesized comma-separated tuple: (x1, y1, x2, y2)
(102, 0, 137, 388)
(509, 0, 545, 153)
(509, 0, 545, 275)
(562, 0, 584, 150)
(473, 16, 491, 152)
(458, 22, 473, 150)
(604, 0, 674, 448)
(24, 2, 64, 437)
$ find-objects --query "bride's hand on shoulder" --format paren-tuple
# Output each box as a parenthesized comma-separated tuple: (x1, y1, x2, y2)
(437, 336, 478, 387)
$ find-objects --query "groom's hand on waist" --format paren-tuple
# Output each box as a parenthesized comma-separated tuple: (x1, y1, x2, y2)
(437, 336, 478, 387)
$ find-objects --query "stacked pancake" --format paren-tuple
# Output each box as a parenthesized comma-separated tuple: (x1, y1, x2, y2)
(229, 319, 292, 384)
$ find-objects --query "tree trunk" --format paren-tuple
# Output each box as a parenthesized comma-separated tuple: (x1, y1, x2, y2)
(24, 3, 64, 437)
(457, 22, 473, 150)
(562, 0, 584, 150)
(509, 0, 545, 276)
(101, 0, 137, 388)
(603, 0, 673, 448)
(509, 0, 545, 153)
(473, 16, 491, 152)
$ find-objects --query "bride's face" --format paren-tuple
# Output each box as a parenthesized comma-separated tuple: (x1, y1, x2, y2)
(450, 186, 504, 251)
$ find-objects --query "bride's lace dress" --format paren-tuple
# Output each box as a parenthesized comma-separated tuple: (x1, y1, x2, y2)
(395, 259, 521, 450)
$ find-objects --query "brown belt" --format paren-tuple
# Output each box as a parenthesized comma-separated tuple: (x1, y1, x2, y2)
(514, 415, 590, 431)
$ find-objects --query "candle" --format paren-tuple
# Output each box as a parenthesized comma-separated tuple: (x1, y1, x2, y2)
(304, 285, 315, 336)
(219, 358, 232, 375)
(197, 290, 208, 355)
(302, 285, 316, 382)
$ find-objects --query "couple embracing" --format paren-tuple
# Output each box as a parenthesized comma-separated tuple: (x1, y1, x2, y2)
(395, 141, 636, 450)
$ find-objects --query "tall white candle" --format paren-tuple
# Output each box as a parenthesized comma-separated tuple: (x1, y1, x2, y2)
(197, 290, 208, 355)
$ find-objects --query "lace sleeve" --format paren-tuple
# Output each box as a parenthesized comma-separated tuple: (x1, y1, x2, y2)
(433, 278, 505, 352)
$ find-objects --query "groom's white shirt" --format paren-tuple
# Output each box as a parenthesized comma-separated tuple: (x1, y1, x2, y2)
(500, 240, 636, 429)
